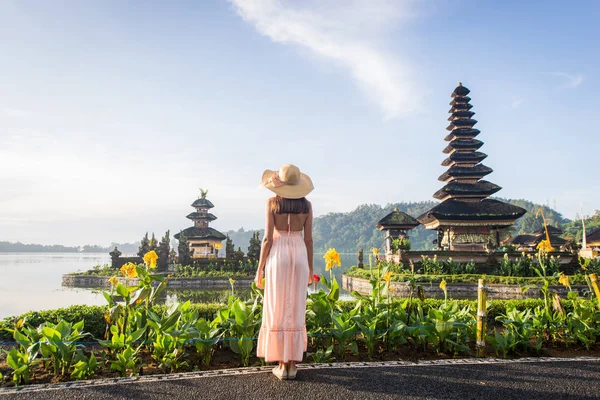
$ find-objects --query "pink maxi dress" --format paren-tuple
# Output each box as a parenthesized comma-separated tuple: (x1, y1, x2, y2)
(257, 213, 309, 363)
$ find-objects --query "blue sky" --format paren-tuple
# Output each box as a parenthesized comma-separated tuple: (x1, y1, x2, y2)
(0, 0, 598, 246)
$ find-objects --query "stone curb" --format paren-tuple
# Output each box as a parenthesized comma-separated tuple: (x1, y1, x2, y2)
(1, 356, 599, 395)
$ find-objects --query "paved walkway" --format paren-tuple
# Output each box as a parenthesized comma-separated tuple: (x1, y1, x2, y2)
(2, 357, 599, 399)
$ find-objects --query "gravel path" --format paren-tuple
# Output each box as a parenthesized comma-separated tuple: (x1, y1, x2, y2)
(2, 358, 599, 399)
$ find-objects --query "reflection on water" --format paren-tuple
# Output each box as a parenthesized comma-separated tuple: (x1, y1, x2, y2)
(0, 252, 360, 318)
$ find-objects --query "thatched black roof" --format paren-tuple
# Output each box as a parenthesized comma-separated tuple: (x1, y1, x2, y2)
(442, 151, 487, 166)
(174, 227, 226, 241)
(586, 228, 600, 243)
(505, 233, 567, 247)
(505, 234, 538, 245)
(191, 198, 215, 208)
(376, 209, 420, 230)
(450, 96, 471, 105)
(446, 119, 478, 131)
(449, 103, 473, 112)
(438, 164, 493, 182)
(444, 128, 480, 141)
(452, 83, 471, 97)
(418, 199, 527, 226)
(448, 111, 475, 121)
(186, 212, 217, 221)
(443, 138, 483, 154)
(547, 235, 568, 246)
(433, 180, 501, 201)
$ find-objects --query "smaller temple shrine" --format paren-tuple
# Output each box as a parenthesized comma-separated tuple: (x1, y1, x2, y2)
(504, 226, 568, 251)
(174, 189, 226, 259)
(376, 208, 420, 259)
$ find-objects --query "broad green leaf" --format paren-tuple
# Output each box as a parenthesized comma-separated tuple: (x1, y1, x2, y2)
(127, 327, 147, 344)
(116, 283, 129, 299)
(327, 277, 340, 303)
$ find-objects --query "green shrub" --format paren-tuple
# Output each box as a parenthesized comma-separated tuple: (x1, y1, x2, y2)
(1, 305, 107, 342)
(1, 303, 223, 342)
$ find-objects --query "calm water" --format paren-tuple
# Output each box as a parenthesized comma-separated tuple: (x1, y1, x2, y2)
(0, 252, 358, 319)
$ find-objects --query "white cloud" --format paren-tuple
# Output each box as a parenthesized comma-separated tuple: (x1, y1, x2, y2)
(230, 0, 422, 119)
(511, 98, 525, 109)
(550, 71, 584, 89)
(1, 107, 32, 118)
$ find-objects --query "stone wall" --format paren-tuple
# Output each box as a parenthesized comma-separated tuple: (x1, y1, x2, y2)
(62, 274, 253, 289)
(342, 274, 586, 300)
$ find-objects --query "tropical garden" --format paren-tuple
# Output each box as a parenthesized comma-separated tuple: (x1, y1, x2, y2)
(1, 245, 600, 388)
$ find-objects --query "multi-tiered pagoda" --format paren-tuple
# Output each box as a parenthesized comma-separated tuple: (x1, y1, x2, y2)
(174, 189, 226, 258)
(418, 83, 526, 251)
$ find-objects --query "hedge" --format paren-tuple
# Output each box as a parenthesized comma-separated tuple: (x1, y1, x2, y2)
(344, 268, 591, 286)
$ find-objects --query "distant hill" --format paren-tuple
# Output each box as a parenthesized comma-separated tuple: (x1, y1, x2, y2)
(0, 241, 140, 254)
(4, 199, 584, 255)
(499, 198, 570, 235)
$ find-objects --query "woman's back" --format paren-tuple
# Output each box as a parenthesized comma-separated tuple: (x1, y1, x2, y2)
(268, 196, 312, 232)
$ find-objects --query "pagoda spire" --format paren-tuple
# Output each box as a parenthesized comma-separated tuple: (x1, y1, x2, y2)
(417, 83, 526, 251)
(434, 84, 499, 202)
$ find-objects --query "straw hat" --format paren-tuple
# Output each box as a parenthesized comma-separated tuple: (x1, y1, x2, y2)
(261, 164, 314, 199)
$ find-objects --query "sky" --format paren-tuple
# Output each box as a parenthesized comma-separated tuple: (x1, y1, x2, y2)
(1, 0, 598, 246)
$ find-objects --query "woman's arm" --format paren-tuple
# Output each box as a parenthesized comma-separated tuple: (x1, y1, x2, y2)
(255, 199, 274, 289)
(304, 203, 314, 284)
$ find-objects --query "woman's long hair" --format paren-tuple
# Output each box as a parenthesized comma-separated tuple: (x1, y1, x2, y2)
(271, 195, 310, 214)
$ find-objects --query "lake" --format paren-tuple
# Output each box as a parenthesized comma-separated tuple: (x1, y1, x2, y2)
(0, 252, 359, 319)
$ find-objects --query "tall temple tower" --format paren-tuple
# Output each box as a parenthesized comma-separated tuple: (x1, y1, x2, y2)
(174, 189, 226, 258)
(418, 83, 526, 251)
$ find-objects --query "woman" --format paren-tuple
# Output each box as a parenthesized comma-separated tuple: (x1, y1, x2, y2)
(255, 164, 314, 380)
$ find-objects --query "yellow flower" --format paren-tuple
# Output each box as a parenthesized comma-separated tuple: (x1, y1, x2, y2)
(371, 247, 379, 256)
(558, 273, 570, 288)
(120, 262, 138, 279)
(536, 240, 555, 254)
(383, 271, 392, 283)
(143, 250, 158, 269)
(229, 278, 235, 285)
(324, 248, 341, 271)
(439, 279, 447, 291)
(16, 319, 23, 329)
(108, 276, 119, 286)
(104, 313, 111, 324)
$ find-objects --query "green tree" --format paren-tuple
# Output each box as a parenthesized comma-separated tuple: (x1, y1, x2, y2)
(563, 210, 600, 242)
(177, 232, 192, 267)
(247, 231, 261, 261)
(225, 234, 235, 259)
(137, 232, 150, 258)
(157, 230, 170, 271)
(149, 233, 158, 252)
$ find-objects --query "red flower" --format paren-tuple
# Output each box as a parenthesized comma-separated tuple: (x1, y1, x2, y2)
(313, 274, 320, 283)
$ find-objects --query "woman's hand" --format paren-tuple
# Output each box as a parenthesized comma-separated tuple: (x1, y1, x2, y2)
(307, 271, 314, 286)
(254, 270, 264, 289)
